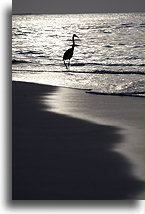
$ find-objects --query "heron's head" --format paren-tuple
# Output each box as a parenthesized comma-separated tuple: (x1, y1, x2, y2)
(73, 34, 79, 38)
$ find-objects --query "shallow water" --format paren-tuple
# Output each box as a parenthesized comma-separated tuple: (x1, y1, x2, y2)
(12, 13, 144, 97)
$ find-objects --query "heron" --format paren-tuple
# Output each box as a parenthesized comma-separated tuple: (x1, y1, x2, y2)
(63, 34, 79, 69)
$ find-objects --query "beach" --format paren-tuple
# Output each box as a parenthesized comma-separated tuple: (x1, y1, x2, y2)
(12, 81, 143, 200)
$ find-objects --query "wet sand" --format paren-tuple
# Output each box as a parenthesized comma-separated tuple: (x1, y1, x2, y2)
(12, 81, 143, 200)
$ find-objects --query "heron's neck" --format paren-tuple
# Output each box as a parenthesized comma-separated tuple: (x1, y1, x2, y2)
(72, 36, 75, 48)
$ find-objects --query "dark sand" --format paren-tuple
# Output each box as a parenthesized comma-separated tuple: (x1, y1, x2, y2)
(12, 81, 143, 200)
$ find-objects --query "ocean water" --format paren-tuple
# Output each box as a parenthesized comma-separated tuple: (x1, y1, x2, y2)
(12, 13, 144, 97)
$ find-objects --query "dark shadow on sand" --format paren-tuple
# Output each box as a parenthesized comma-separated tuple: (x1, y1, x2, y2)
(12, 81, 143, 200)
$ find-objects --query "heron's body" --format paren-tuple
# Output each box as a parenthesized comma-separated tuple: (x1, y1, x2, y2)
(63, 47, 74, 61)
(63, 34, 78, 69)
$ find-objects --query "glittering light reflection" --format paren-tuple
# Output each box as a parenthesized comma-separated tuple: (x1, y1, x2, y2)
(12, 13, 143, 96)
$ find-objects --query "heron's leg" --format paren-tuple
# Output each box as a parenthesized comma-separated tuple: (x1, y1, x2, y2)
(64, 60, 68, 69)
(68, 59, 70, 67)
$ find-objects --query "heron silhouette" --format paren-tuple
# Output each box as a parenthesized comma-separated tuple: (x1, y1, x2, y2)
(63, 34, 79, 69)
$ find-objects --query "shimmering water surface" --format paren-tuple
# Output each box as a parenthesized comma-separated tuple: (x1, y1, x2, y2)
(12, 13, 144, 97)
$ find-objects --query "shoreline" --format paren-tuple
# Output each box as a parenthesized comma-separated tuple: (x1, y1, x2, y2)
(12, 81, 143, 199)
(12, 77, 144, 98)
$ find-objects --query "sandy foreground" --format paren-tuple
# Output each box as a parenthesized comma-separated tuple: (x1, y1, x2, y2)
(12, 81, 143, 200)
